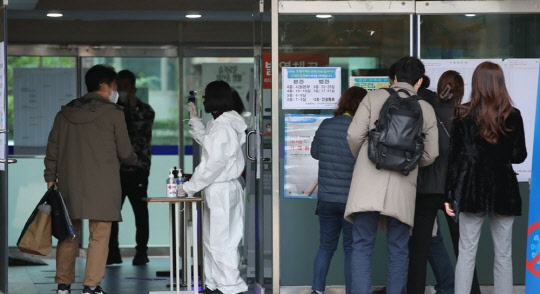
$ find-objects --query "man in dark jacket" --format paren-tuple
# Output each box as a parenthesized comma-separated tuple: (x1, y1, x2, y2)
(107, 69, 155, 266)
(45, 65, 137, 294)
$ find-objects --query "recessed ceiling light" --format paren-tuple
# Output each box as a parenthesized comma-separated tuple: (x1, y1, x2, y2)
(465, 14, 476, 17)
(316, 14, 332, 19)
(47, 12, 63, 18)
(186, 14, 202, 19)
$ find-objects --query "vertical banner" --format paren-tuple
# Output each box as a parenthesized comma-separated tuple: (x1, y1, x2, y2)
(526, 66, 540, 293)
(282, 67, 341, 110)
(283, 114, 331, 199)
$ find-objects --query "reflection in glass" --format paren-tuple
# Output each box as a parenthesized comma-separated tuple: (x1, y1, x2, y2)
(82, 57, 179, 145)
(279, 15, 410, 75)
(277, 14, 411, 287)
(7, 56, 76, 148)
(421, 14, 540, 59)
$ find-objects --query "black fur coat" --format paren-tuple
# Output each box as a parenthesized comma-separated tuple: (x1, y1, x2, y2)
(446, 108, 527, 216)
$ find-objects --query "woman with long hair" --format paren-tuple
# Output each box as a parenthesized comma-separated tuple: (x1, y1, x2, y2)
(445, 62, 527, 293)
(310, 86, 367, 294)
(408, 70, 464, 294)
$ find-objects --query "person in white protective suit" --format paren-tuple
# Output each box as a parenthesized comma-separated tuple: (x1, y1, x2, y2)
(179, 80, 248, 294)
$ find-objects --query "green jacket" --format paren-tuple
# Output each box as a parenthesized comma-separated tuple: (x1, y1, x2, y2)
(44, 92, 136, 221)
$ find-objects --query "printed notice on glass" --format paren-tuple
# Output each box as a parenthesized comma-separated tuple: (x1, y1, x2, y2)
(284, 114, 332, 199)
(423, 58, 540, 181)
(349, 76, 390, 90)
(282, 67, 341, 109)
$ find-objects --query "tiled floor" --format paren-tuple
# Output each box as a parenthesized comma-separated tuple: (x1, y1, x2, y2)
(8, 257, 526, 294)
(8, 256, 257, 294)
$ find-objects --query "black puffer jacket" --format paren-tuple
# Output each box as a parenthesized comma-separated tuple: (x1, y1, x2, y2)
(417, 98, 454, 195)
(446, 108, 527, 216)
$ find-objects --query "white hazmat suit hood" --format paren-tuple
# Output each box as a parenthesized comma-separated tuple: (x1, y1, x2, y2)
(183, 110, 248, 294)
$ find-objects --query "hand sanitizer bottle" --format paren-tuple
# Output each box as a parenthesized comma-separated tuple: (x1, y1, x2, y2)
(166, 169, 177, 198)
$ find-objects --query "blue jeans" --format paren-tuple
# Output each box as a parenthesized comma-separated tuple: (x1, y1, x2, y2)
(312, 201, 353, 293)
(428, 217, 455, 294)
(351, 211, 410, 294)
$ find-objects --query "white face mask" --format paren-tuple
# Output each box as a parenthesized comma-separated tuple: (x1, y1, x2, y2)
(109, 90, 119, 104)
(118, 91, 128, 103)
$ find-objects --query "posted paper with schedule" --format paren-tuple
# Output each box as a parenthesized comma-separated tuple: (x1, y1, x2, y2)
(282, 67, 341, 109)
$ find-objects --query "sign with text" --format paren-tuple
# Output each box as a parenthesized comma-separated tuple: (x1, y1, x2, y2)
(262, 53, 329, 89)
(424, 58, 539, 181)
(349, 76, 390, 90)
(284, 114, 331, 199)
(282, 67, 341, 110)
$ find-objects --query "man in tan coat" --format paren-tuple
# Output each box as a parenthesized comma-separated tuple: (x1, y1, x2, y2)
(44, 64, 137, 294)
(345, 57, 438, 294)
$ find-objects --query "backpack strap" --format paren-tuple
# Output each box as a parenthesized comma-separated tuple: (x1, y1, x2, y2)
(384, 87, 397, 96)
(385, 87, 417, 99)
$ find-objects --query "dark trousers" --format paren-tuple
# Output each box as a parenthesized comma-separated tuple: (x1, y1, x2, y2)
(109, 169, 150, 254)
(428, 217, 454, 294)
(312, 201, 352, 293)
(408, 193, 446, 294)
(351, 212, 410, 294)
(407, 193, 481, 294)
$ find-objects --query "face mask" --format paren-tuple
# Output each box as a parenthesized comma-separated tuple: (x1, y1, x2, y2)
(118, 91, 128, 103)
(109, 90, 119, 104)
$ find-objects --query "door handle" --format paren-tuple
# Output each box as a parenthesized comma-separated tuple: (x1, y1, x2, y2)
(0, 158, 17, 164)
(246, 130, 257, 162)
(0, 129, 6, 134)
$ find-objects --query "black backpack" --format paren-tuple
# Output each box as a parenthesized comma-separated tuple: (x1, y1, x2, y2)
(367, 88, 425, 176)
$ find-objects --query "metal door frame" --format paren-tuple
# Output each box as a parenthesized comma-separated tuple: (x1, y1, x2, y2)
(1, 2, 8, 293)
(270, 1, 539, 293)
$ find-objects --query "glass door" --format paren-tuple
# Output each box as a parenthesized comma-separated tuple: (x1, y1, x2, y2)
(418, 1, 540, 290)
(0, 3, 8, 293)
(271, 1, 414, 293)
(250, 2, 273, 292)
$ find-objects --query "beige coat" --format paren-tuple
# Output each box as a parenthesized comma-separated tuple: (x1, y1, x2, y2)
(44, 93, 137, 221)
(344, 82, 438, 227)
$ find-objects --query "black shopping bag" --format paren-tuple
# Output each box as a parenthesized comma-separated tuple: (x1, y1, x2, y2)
(48, 188, 76, 241)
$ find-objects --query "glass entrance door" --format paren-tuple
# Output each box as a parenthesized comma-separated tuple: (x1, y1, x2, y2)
(250, 4, 273, 292)
(0, 3, 8, 293)
(271, 1, 413, 293)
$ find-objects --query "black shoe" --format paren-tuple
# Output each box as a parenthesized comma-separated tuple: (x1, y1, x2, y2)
(132, 252, 149, 265)
(56, 284, 71, 294)
(373, 287, 386, 294)
(82, 285, 107, 294)
(106, 252, 122, 265)
(199, 288, 213, 293)
(209, 290, 223, 294)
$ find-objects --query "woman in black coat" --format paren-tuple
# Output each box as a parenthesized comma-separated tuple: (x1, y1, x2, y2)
(445, 62, 527, 294)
